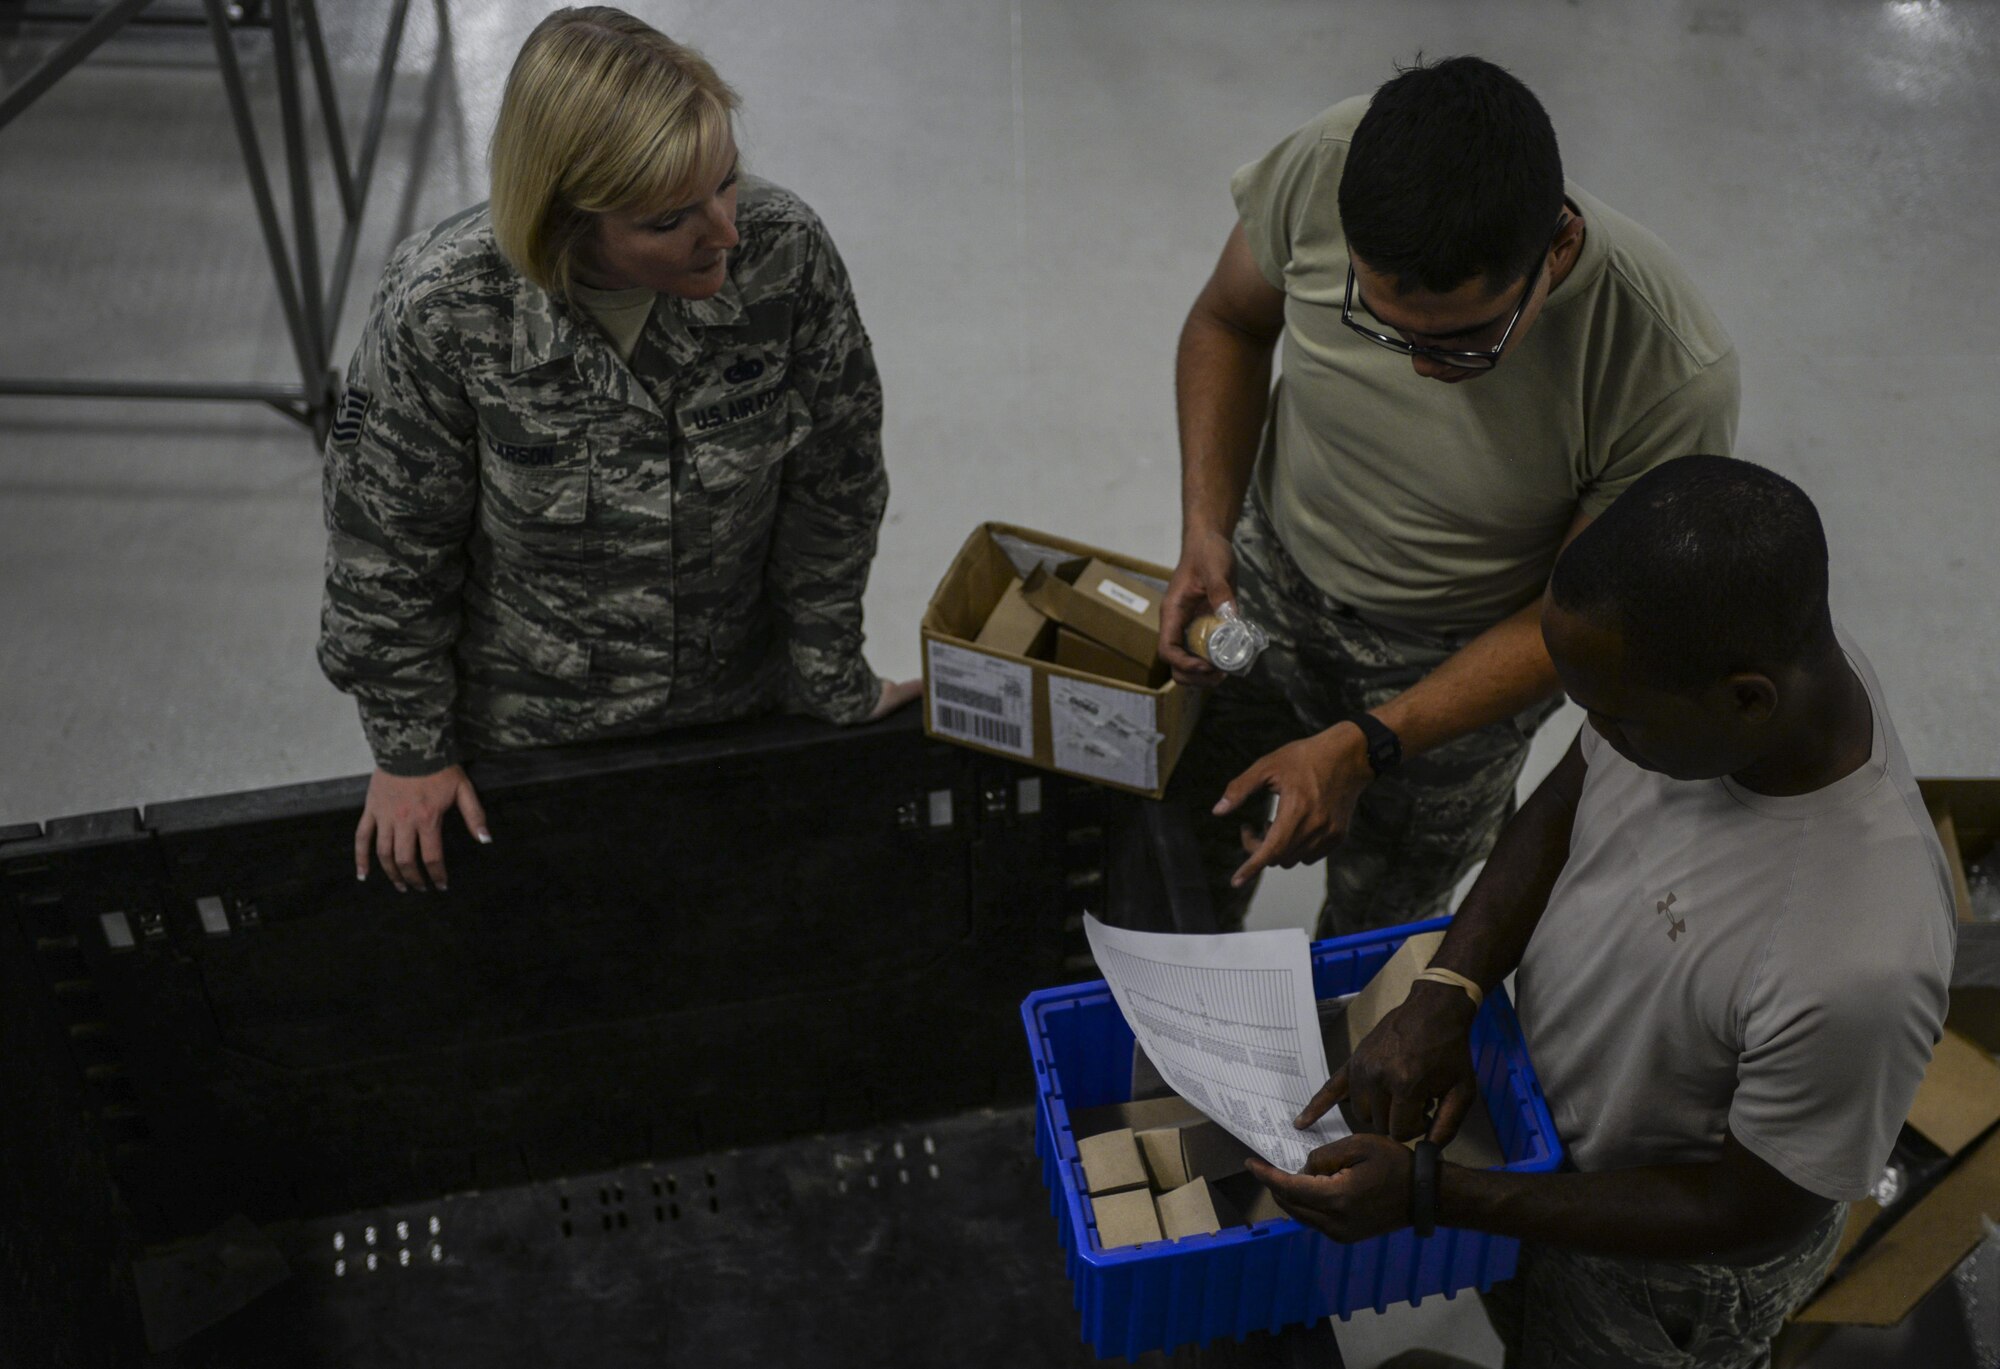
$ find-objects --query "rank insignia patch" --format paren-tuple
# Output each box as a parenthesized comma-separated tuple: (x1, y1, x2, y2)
(330, 385, 372, 447)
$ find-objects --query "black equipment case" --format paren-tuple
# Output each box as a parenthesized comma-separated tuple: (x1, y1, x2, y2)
(0, 710, 1340, 1367)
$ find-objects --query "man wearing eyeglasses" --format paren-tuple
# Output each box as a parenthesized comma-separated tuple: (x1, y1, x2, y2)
(1161, 55, 1739, 937)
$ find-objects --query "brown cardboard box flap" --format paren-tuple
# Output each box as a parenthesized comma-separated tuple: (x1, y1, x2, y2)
(1794, 1129, 2000, 1326)
(1934, 803, 1976, 925)
(1091, 1187, 1163, 1249)
(973, 576, 1054, 659)
(1213, 1171, 1289, 1226)
(1021, 560, 1162, 666)
(1346, 931, 1447, 1055)
(922, 525, 1019, 640)
(1135, 1126, 1192, 1191)
(1181, 1119, 1253, 1183)
(1947, 924, 2000, 1056)
(1907, 1027, 2000, 1155)
(1134, 1118, 1253, 1190)
(1440, 1096, 1505, 1170)
(1056, 627, 1153, 687)
(1071, 1094, 1206, 1139)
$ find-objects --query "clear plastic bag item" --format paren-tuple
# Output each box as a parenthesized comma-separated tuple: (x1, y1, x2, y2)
(1184, 602, 1270, 675)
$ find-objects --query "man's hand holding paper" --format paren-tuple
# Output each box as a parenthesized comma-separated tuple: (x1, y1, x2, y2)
(1297, 981, 1480, 1145)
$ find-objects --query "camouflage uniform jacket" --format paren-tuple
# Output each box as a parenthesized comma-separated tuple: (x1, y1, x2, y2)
(319, 178, 887, 776)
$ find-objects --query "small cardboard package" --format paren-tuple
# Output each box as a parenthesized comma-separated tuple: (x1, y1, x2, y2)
(1776, 779, 2000, 1360)
(1156, 1178, 1237, 1239)
(922, 524, 1202, 798)
(1077, 1127, 1151, 1197)
(974, 576, 1055, 659)
(1136, 1119, 1253, 1191)
(1090, 1188, 1164, 1248)
(1073, 1098, 1259, 1249)
(1021, 558, 1164, 668)
(1055, 627, 1153, 688)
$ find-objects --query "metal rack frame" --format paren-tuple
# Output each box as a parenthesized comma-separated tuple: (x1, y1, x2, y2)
(0, 0, 418, 439)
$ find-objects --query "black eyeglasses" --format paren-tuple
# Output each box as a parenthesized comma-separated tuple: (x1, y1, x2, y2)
(1340, 215, 1570, 372)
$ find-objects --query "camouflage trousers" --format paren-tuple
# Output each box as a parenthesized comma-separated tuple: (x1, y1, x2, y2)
(1479, 1206, 1844, 1369)
(1167, 492, 1559, 939)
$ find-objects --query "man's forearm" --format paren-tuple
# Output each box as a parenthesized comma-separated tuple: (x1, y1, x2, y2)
(1175, 308, 1275, 541)
(1422, 735, 1583, 993)
(1440, 1159, 1829, 1264)
(1372, 599, 1558, 757)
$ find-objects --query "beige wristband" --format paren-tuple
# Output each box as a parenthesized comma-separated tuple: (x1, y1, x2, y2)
(1412, 966, 1484, 1009)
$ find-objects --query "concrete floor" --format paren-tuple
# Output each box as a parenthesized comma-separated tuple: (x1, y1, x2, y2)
(2, 1, 1996, 1364)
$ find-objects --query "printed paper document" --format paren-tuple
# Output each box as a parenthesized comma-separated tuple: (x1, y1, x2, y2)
(1083, 915, 1351, 1172)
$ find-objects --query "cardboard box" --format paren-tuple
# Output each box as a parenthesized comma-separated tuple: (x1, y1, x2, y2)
(1091, 1187, 1164, 1248)
(1213, 1171, 1289, 1226)
(1774, 779, 2000, 1361)
(1136, 1119, 1252, 1191)
(1021, 558, 1163, 667)
(1156, 1178, 1237, 1239)
(1056, 627, 1155, 688)
(922, 524, 1202, 799)
(1072, 1099, 1266, 1245)
(973, 576, 1054, 659)
(1071, 1094, 1206, 1139)
(1077, 1127, 1151, 1196)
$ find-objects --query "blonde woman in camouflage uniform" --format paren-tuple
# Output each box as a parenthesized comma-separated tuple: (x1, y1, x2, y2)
(321, 9, 915, 893)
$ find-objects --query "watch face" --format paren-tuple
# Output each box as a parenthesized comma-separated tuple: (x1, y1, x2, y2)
(1361, 719, 1400, 772)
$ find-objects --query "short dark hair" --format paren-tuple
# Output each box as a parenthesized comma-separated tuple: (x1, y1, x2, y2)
(1549, 456, 1836, 693)
(1339, 55, 1565, 296)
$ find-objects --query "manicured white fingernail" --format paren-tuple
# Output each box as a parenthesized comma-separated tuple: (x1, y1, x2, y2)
(476, 831, 492, 845)
(356, 871, 367, 882)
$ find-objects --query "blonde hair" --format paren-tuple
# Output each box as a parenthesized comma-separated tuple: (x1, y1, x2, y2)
(490, 7, 739, 300)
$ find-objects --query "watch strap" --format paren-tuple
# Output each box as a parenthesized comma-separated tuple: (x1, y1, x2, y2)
(1411, 1139, 1440, 1239)
(1349, 712, 1403, 775)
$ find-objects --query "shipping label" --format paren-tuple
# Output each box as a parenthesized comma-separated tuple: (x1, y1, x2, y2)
(927, 641, 1034, 758)
(1048, 674, 1162, 791)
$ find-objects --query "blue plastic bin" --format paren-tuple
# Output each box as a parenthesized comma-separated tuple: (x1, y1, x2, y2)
(1021, 917, 1563, 1360)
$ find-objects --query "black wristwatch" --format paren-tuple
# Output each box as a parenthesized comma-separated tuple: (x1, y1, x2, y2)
(1411, 1139, 1440, 1239)
(1348, 712, 1403, 776)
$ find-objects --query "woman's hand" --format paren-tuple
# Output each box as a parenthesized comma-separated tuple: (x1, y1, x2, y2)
(867, 677, 923, 721)
(355, 764, 490, 893)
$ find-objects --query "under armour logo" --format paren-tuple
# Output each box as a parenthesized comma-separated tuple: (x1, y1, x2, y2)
(1656, 892, 1686, 942)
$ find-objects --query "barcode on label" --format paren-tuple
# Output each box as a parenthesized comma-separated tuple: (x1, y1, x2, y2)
(935, 681, 1005, 715)
(938, 705, 1023, 749)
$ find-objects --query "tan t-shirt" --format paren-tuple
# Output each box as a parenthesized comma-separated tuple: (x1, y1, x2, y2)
(1231, 98, 1740, 636)
(571, 280, 658, 364)
(1514, 633, 1954, 1201)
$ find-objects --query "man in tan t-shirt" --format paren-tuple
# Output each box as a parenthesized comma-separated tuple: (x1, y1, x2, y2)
(1162, 55, 1737, 935)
